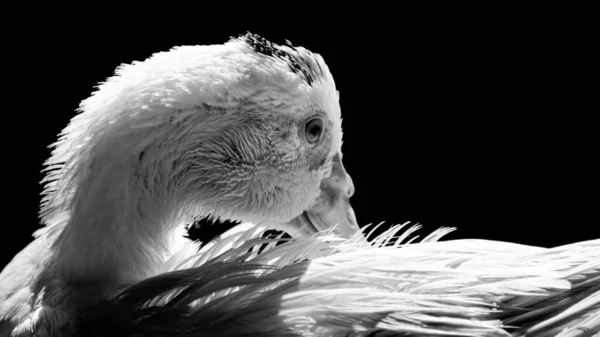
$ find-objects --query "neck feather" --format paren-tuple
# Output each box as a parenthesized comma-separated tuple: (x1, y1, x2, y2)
(51, 150, 188, 293)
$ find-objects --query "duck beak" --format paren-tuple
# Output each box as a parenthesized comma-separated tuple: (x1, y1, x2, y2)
(287, 153, 361, 239)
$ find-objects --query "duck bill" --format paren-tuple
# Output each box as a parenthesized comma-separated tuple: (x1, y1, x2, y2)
(288, 153, 360, 239)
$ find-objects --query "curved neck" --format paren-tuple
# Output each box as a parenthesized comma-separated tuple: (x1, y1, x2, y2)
(51, 155, 187, 293)
(43, 105, 266, 293)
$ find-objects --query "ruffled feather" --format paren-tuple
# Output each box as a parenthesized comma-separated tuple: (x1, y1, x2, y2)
(77, 225, 600, 336)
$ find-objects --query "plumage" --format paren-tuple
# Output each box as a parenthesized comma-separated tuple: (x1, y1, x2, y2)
(75, 225, 600, 337)
(1, 33, 598, 337)
(0, 33, 358, 336)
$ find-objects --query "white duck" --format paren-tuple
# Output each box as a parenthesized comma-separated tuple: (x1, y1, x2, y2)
(1, 33, 599, 337)
(0, 33, 359, 336)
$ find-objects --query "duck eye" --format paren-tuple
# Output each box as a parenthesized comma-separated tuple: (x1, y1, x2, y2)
(304, 117, 324, 144)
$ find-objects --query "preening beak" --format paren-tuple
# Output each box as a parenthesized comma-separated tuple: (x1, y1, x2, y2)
(288, 153, 361, 239)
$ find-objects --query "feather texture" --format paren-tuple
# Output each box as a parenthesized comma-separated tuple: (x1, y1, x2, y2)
(2, 34, 598, 337)
(76, 225, 600, 336)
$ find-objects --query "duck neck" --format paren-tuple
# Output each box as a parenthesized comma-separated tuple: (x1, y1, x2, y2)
(51, 158, 186, 295)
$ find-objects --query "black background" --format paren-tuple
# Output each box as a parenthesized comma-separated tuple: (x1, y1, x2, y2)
(3, 8, 597, 269)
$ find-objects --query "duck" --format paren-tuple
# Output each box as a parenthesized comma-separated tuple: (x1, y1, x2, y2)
(0, 33, 359, 336)
(1, 33, 598, 337)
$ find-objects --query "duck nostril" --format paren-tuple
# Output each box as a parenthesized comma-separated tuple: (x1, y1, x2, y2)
(346, 186, 355, 198)
(346, 174, 355, 198)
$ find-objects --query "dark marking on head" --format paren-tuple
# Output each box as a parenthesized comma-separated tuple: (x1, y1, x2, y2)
(135, 150, 150, 190)
(201, 102, 228, 114)
(241, 33, 324, 86)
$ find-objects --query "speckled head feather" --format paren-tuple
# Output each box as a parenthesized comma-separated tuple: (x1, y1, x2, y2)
(243, 33, 325, 86)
